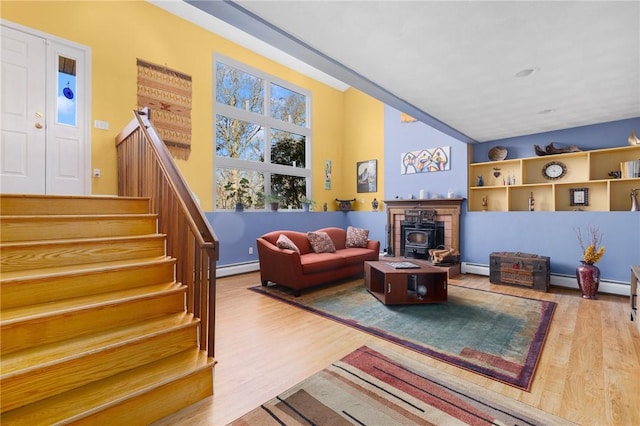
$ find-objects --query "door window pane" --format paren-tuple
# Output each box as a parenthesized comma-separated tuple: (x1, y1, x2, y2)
(57, 56, 76, 126)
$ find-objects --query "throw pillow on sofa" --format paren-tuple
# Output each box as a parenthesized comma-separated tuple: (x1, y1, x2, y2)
(276, 234, 300, 253)
(307, 231, 336, 253)
(346, 226, 369, 248)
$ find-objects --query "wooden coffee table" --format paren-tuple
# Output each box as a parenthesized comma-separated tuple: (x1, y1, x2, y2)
(364, 260, 448, 305)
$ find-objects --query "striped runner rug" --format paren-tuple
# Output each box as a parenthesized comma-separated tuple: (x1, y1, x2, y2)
(229, 346, 574, 425)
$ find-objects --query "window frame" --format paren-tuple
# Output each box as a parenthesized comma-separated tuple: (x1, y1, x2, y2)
(214, 54, 312, 210)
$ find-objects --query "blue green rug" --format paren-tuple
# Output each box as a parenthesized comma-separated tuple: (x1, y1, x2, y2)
(249, 280, 556, 391)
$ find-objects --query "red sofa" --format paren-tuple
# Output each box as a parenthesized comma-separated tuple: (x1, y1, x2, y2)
(256, 227, 380, 296)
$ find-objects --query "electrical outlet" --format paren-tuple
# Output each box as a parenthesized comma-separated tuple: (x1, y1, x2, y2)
(93, 168, 101, 178)
(248, 247, 254, 254)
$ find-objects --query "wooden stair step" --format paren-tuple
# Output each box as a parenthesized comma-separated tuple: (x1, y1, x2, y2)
(0, 313, 200, 412)
(0, 234, 167, 272)
(1, 312, 194, 375)
(0, 256, 176, 310)
(0, 348, 215, 426)
(0, 214, 158, 242)
(0, 194, 150, 216)
(1, 282, 187, 354)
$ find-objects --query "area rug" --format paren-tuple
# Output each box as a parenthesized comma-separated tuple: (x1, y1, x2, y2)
(229, 345, 573, 425)
(249, 280, 556, 391)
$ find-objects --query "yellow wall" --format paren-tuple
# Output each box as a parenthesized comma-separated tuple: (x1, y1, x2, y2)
(2, 0, 384, 211)
(343, 88, 385, 210)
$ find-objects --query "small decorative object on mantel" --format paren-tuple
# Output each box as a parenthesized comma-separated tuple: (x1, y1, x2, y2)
(574, 225, 606, 299)
(336, 198, 356, 211)
(628, 130, 640, 146)
(534, 142, 582, 156)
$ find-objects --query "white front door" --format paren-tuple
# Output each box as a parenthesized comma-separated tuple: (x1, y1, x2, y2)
(0, 23, 90, 195)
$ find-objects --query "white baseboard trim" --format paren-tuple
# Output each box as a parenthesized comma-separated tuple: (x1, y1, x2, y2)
(461, 262, 630, 296)
(216, 261, 260, 278)
(216, 261, 630, 296)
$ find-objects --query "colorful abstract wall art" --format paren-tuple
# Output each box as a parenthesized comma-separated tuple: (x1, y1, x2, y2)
(401, 147, 450, 174)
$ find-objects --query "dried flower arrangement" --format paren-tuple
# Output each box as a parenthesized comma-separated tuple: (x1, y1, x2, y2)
(575, 225, 606, 265)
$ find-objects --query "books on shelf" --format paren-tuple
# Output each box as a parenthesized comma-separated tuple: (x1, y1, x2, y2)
(620, 160, 640, 178)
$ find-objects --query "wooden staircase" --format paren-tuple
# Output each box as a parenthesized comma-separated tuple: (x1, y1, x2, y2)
(0, 194, 216, 425)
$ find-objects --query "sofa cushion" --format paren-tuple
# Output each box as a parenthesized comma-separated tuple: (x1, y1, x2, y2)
(276, 234, 300, 253)
(346, 226, 369, 248)
(338, 247, 379, 264)
(261, 230, 312, 254)
(316, 227, 347, 250)
(307, 231, 336, 253)
(300, 252, 345, 274)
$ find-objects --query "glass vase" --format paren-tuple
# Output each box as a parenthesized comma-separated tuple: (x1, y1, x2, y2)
(576, 262, 600, 299)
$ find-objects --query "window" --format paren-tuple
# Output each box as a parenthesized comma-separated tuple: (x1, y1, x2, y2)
(214, 57, 311, 210)
(57, 55, 77, 126)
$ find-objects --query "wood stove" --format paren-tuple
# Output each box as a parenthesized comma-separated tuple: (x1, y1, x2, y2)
(400, 209, 444, 259)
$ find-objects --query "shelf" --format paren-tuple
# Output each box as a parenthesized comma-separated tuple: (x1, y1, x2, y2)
(468, 145, 640, 212)
(590, 145, 640, 180)
(509, 184, 553, 211)
(554, 181, 608, 211)
(469, 159, 521, 188)
(522, 152, 588, 184)
(469, 187, 508, 211)
(610, 178, 640, 211)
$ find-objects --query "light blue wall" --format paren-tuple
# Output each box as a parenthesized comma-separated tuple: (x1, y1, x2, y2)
(382, 108, 639, 283)
(383, 106, 469, 200)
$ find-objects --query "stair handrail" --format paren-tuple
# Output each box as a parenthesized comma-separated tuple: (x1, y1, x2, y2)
(115, 108, 218, 357)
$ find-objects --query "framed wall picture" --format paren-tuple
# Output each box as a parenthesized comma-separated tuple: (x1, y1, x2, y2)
(570, 188, 589, 206)
(357, 159, 377, 193)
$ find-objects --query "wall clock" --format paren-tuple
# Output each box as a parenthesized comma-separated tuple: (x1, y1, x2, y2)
(542, 161, 567, 180)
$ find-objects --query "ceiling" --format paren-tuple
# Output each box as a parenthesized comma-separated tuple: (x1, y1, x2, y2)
(157, 1, 639, 143)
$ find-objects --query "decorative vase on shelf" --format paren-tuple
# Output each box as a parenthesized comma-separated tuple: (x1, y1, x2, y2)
(576, 262, 600, 299)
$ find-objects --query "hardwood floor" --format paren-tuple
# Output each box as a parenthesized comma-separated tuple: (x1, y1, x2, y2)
(154, 271, 640, 426)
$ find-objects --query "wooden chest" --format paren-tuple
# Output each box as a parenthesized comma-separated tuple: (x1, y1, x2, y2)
(490, 252, 550, 292)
